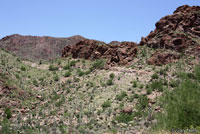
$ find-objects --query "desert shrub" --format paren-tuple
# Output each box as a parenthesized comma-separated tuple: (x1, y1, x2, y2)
(102, 100, 111, 109)
(146, 88, 152, 95)
(77, 69, 85, 76)
(195, 65, 200, 81)
(64, 71, 71, 77)
(134, 94, 139, 99)
(152, 73, 159, 79)
(115, 112, 134, 124)
(118, 76, 121, 80)
(116, 91, 127, 101)
(70, 60, 77, 66)
(139, 84, 144, 89)
(49, 65, 58, 71)
(85, 70, 92, 75)
(138, 95, 148, 109)
(150, 80, 163, 92)
(187, 72, 196, 79)
(132, 80, 137, 88)
(63, 64, 70, 70)
(129, 95, 135, 102)
(20, 66, 26, 71)
(106, 79, 113, 86)
(54, 75, 59, 81)
(63, 60, 77, 70)
(0, 118, 12, 134)
(169, 80, 180, 88)
(39, 60, 42, 65)
(90, 59, 105, 71)
(33, 79, 39, 87)
(109, 73, 115, 79)
(155, 67, 200, 131)
(5, 108, 12, 119)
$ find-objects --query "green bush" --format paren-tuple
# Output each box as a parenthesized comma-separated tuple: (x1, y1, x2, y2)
(134, 94, 139, 99)
(132, 81, 137, 88)
(101, 100, 111, 109)
(109, 73, 115, 79)
(90, 59, 105, 71)
(169, 80, 180, 88)
(5, 108, 12, 119)
(70, 60, 77, 66)
(150, 80, 163, 92)
(115, 112, 134, 124)
(54, 75, 59, 81)
(138, 95, 148, 109)
(63, 64, 70, 70)
(106, 79, 113, 86)
(20, 66, 26, 71)
(152, 73, 159, 79)
(49, 65, 58, 71)
(116, 91, 127, 101)
(146, 88, 152, 95)
(64, 71, 71, 77)
(64, 60, 77, 70)
(77, 69, 85, 76)
(33, 79, 39, 87)
(156, 67, 200, 130)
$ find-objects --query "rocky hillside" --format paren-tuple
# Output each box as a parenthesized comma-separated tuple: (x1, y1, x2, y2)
(0, 5, 200, 134)
(140, 5, 200, 65)
(0, 34, 85, 61)
(62, 39, 138, 66)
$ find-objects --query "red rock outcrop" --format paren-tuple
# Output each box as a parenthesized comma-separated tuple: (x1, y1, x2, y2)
(147, 52, 180, 65)
(62, 39, 138, 66)
(0, 34, 85, 61)
(140, 5, 200, 53)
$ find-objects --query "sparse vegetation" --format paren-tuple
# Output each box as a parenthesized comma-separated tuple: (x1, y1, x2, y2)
(49, 64, 59, 71)
(102, 100, 111, 109)
(64, 71, 71, 77)
(90, 59, 105, 71)
(116, 112, 134, 124)
(116, 91, 127, 101)
(1, 21, 200, 133)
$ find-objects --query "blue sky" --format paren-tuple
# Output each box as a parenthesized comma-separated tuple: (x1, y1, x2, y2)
(0, 0, 199, 43)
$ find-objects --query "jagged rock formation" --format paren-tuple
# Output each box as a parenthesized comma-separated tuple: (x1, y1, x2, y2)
(62, 39, 138, 66)
(147, 52, 180, 65)
(140, 5, 200, 51)
(139, 5, 200, 65)
(0, 34, 85, 61)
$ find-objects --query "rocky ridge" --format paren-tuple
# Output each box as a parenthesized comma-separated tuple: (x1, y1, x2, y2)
(0, 34, 85, 61)
(62, 39, 138, 66)
(140, 5, 200, 65)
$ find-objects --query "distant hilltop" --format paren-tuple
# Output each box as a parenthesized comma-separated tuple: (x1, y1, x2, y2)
(0, 5, 200, 66)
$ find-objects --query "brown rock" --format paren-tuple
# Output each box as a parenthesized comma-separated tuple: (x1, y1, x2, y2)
(62, 40, 138, 66)
(147, 52, 179, 65)
(139, 5, 200, 56)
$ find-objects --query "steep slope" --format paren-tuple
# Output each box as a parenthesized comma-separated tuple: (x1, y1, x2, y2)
(140, 5, 200, 65)
(0, 34, 85, 61)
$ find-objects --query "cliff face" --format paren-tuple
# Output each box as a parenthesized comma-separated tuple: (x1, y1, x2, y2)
(0, 34, 85, 61)
(139, 5, 200, 65)
(140, 5, 200, 51)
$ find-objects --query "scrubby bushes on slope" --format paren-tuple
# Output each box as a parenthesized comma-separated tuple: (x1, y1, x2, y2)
(155, 65, 200, 131)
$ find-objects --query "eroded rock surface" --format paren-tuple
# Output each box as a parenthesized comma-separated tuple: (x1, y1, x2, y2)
(62, 39, 138, 66)
(140, 5, 200, 52)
